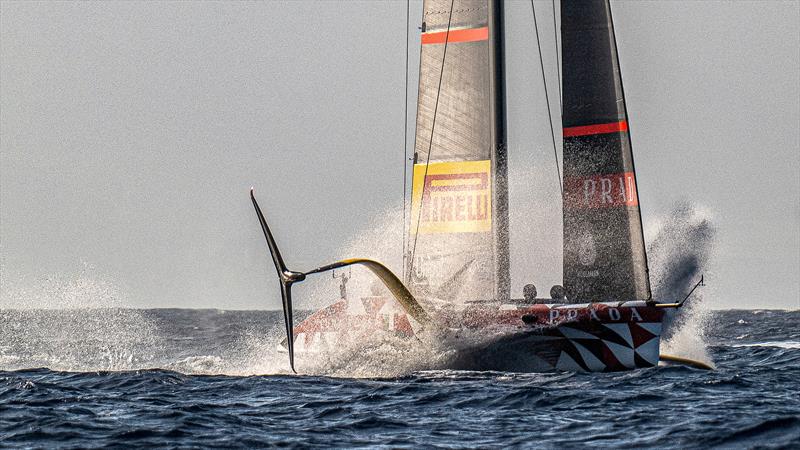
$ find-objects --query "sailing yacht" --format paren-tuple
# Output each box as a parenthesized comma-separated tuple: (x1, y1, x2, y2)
(251, 0, 708, 373)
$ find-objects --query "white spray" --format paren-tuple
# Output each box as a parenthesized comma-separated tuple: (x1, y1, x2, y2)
(0, 263, 160, 371)
(645, 201, 716, 365)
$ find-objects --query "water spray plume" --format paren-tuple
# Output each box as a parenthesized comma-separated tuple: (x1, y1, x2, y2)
(646, 201, 717, 366)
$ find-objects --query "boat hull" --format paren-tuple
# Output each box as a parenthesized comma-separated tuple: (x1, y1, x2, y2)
(286, 299, 663, 373)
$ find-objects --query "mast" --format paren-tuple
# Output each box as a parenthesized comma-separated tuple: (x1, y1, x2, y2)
(489, 0, 510, 301)
(560, 0, 651, 302)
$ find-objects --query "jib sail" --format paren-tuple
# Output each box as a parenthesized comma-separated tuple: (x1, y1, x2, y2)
(561, 0, 651, 301)
(408, 0, 509, 303)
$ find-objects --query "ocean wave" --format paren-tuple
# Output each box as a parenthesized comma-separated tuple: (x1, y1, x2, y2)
(730, 341, 800, 349)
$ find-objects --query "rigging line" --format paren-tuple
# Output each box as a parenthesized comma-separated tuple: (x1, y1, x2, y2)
(407, 0, 456, 279)
(401, 0, 410, 283)
(551, 0, 562, 111)
(531, 0, 562, 196)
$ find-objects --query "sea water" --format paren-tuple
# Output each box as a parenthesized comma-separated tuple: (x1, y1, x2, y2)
(0, 308, 798, 448)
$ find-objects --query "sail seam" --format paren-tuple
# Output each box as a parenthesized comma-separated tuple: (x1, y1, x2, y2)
(424, 7, 484, 16)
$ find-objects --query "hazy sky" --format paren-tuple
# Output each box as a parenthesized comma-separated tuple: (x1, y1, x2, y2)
(1, 1, 798, 310)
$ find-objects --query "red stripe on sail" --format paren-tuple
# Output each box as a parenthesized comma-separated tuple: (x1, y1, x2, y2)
(421, 27, 489, 45)
(563, 120, 628, 137)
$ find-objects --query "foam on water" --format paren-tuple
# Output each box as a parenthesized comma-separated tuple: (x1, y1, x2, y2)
(731, 341, 800, 349)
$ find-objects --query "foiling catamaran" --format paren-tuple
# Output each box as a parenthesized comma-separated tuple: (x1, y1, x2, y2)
(251, 0, 710, 373)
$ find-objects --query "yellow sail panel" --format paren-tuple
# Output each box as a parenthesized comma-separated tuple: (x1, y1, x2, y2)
(410, 160, 492, 234)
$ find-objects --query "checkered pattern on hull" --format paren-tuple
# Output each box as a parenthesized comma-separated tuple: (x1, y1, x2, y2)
(531, 320, 662, 372)
(508, 301, 664, 372)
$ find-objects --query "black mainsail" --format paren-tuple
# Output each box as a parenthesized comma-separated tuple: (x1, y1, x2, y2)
(408, 0, 509, 302)
(560, 0, 651, 302)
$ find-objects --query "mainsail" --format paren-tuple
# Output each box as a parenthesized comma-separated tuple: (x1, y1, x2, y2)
(408, 0, 508, 302)
(561, 0, 651, 301)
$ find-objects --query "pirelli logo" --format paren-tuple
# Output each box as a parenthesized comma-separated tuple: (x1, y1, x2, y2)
(410, 160, 492, 234)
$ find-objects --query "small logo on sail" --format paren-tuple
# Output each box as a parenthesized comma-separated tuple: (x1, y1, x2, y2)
(575, 230, 600, 278)
(410, 160, 492, 234)
(578, 232, 597, 266)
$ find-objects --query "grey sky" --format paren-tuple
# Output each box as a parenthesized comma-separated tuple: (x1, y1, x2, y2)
(1, 1, 798, 310)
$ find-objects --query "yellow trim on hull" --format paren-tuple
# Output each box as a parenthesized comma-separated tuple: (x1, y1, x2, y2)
(659, 354, 714, 370)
